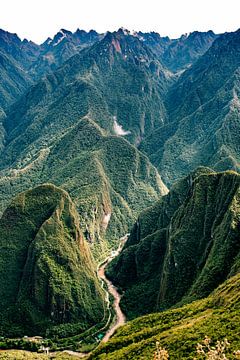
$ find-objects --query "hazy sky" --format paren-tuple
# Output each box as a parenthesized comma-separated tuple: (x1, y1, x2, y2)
(1, 0, 239, 44)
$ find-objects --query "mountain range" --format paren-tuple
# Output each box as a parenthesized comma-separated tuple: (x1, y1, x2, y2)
(0, 24, 239, 356)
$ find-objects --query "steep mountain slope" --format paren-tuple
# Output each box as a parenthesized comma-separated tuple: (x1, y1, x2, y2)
(141, 29, 240, 185)
(0, 51, 32, 112)
(0, 29, 40, 111)
(1, 28, 171, 162)
(0, 117, 167, 259)
(0, 28, 102, 111)
(160, 30, 217, 72)
(29, 29, 102, 79)
(90, 273, 240, 359)
(106, 168, 240, 318)
(0, 184, 105, 336)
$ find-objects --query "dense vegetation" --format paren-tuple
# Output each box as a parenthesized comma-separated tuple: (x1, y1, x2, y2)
(141, 29, 240, 185)
(0, 184, 105, 336)
(90, 273, 240, 359)
(106, 169, 240, 318)
(0, 25, 239, 357)
(0, 116, 167, 260)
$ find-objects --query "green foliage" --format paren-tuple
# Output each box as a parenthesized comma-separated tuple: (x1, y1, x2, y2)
(107, 169, 240, 318)
(89, 273, 240, 359)
(141, 30, 240, 186)
(0, 116, 167, 262)
(0, 184, 105, 337)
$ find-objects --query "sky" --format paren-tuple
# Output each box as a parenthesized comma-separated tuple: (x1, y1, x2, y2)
(0, 0, 239, 44)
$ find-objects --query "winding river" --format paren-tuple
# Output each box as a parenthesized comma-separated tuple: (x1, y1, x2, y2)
(62, 235, 128, 358)
(97, 234, 128, 342)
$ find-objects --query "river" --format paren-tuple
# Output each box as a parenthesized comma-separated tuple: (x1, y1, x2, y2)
(97, 234, 128, 342)
(61, 235, 128, 358)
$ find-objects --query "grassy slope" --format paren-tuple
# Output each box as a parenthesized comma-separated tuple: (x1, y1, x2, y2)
(90, 272, 240, 359)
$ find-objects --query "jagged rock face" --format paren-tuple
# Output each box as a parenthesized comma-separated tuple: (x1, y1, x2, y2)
(106, 169, 240, 319)
(0, 184, 105, 336)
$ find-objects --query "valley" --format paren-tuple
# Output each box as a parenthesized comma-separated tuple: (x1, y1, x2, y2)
(0, 23, 239, 359)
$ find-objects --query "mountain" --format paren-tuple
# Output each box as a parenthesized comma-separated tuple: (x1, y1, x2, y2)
(141, 29, 240, 186)
(160, 30, 217, 72)
(0, 29, 38, 111)
(0, 28, 102, 111)
(0, 184, 105, 336)
(0, 116, 167, 259)
(0, 27, 217, 113)
(1, 28, 171, 164)
(28, 29, 102, 79)
(106, 168, 240, 318)
(138, 30, 217, 72)
(90, 272, 240, 359)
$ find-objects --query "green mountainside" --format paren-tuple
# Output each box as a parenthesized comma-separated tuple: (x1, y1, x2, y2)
(0, 51, 32, 112)
(139, 30, 217, 72)
(90, 272, 240, 359)
(1, 28, 171, 159)
(0, 117, 167, 259)
(0, 28, 101, 111)
(0, 184, 105, 336)
(141, 29, 240, 185)
(0, 28, 169, 258)
(0, 25, 239, 354)
(106, 169, 240, 318)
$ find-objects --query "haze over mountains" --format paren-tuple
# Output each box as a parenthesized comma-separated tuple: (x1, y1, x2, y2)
(0, 24, 239, 357)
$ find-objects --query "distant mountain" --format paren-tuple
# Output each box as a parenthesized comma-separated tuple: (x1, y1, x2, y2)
(90, 272, 240, 359)
(106, 168, 240, 318)
(0, 27, 218, 112)
(2, 28, 171, 157)
(160, 30, 217, 72)
(141, 29, 240, 186)
(0, 28, 102, 110)
(116, 29, 217, 73)
(0, 184, 105, 336)
(0, 29, 38, 111)
(28, 29, 103, 79)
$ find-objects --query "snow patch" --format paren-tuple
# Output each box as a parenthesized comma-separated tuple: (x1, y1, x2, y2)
(53, 32, 67, 47)
(113, 117, 131, 136)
